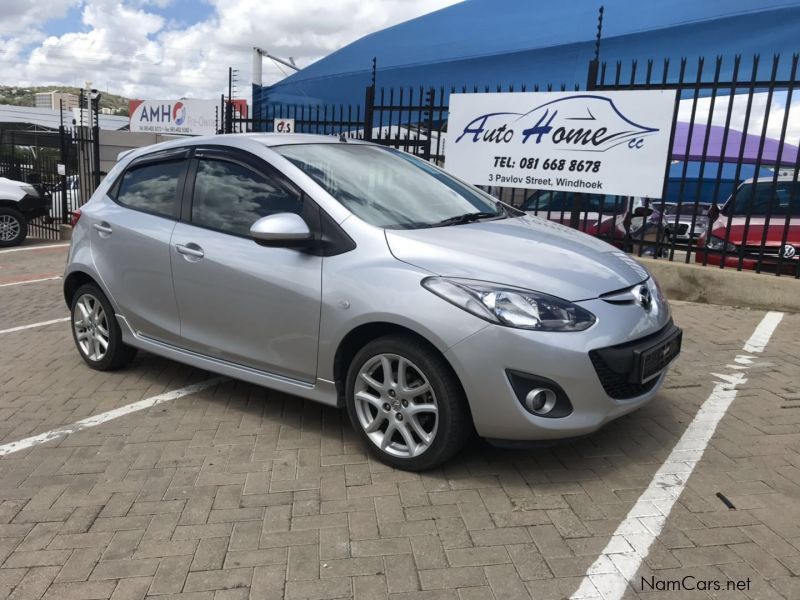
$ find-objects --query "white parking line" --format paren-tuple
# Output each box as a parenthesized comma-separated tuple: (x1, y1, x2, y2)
(0, 276, 62, 288)
(743, 310, 784, 353)
(0, 317, 70, 335)
(571, 310, 784, 600)
(0, 243, 69, 254)
(0, 378, 223, 458)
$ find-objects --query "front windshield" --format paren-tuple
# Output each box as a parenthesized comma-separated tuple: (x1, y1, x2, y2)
(274, 143, 504, 229)
(723, 181, 799, 216)
(523, 191, 625, 213)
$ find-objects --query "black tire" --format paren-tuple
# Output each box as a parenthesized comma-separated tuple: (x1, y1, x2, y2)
(345, 335, 472, 471)
(70, 283, 137, 371)
(0, 207, 28, 248)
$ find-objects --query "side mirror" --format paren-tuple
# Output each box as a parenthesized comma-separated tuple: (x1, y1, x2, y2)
(250, 213, 313, 248)
(707, 204, 720, 222)
(632, 206, 653, 217)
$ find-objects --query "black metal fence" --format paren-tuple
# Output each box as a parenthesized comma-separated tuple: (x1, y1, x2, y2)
(589, 54, 799, 277)
(0, 93, 101, 240)
(231, 53, 799, 277)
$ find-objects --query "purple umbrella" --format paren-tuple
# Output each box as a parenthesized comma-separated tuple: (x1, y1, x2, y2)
(671, 122, 798, 166)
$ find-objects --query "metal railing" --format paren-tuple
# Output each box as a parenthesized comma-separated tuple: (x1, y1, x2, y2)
(232, 53, 799, 277)
(0, 93, 101, 240)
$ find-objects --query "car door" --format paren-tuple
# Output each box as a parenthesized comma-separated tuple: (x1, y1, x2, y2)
(89, 149, 188, 344)
(170, 148, 322, 383)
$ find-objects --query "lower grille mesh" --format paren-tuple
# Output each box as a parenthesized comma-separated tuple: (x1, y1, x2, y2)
(589, 351, 659, 400)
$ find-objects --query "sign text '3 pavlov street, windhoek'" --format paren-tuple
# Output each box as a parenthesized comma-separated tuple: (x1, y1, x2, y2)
(444, 90, 676, 198)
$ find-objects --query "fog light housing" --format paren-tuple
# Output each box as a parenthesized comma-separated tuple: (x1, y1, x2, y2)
(506, 370, 573, 418)
(525, 388, 557, 415)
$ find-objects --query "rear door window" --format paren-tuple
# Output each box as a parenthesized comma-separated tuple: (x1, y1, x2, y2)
(116, 160, 185, 218)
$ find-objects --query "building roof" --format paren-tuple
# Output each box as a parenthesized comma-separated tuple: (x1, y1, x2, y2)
(262, 0, 800, 108)
(0, 104, 129, 131)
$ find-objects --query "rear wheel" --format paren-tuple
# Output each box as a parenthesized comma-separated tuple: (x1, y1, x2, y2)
(345, 335, 472, 471)
(0, 207, 27, 248)
(70, 283, 137, 370)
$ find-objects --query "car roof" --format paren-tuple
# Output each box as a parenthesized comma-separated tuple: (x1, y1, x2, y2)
(117, 133, 367, 163)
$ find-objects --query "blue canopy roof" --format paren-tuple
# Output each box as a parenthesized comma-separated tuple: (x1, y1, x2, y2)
(260, 0, 800, 109)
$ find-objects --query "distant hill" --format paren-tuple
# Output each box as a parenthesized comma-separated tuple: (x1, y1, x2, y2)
(0, 85, 130, 116)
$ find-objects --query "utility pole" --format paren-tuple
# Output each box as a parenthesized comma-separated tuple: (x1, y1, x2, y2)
(251, 48, 299, 132)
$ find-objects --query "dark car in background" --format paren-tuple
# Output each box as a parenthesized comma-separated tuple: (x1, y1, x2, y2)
(522, 190, 666, 255)
(695, 176, 799, 272)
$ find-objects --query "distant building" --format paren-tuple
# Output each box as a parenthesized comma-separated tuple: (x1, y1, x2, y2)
(34, 91, 79, 111)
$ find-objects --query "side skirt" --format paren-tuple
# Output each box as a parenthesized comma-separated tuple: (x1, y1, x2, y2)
(117, 314, 339, 407)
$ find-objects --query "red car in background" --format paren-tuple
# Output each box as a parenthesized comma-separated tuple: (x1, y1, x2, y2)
(695, 176, 799, 273)
(522, 190, 666, 254)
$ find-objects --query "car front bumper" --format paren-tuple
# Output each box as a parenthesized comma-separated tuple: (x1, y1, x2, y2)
(444, 297, 677, 441)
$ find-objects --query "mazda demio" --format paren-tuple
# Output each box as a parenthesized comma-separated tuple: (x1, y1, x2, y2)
(64, 134, 681, 470)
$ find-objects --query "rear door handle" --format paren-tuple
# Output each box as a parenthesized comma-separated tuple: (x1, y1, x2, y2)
(175, 243, 205, 259)
(93, 222, 112, 235)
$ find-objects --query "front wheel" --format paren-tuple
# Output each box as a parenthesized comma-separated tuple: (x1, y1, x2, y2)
(0, 207, 27, 247)
(345, 335, 472, 471)
(70, 283, 137, 371)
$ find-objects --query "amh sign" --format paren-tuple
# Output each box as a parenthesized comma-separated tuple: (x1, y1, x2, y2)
(445, 90, 676, 198)
(129, 99, 219, 135)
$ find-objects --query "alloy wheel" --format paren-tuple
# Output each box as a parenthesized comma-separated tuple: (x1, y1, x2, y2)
(0, 214, 21, 242)
(353, 353, 439, 458)
(73, 293, 110, 362)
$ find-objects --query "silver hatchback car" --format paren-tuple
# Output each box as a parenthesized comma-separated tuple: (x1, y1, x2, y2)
(64, 134, 681, 470)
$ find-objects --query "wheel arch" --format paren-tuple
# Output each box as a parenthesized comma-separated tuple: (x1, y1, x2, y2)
(63, 270, 101, 307)
(332, 321, 466, 409)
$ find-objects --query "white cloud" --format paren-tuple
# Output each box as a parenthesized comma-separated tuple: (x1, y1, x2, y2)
(0, 0, 460, 101)
(678, 92, 800, 146)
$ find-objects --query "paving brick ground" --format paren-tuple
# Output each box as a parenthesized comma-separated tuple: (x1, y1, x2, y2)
(0, 243, 798, 599)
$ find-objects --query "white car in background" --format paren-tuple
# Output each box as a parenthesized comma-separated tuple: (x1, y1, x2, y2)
(0, 177, 51, 247)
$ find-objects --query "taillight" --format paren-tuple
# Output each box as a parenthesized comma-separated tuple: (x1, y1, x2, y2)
(70, 209, 82, 227)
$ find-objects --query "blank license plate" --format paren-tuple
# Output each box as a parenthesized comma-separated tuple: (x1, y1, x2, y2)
(639, 329, 682, 382)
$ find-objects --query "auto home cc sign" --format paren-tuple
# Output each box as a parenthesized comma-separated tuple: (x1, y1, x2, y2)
(445, 90, 676, 198)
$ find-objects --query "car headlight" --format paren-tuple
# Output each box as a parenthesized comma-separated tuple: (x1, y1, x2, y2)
(706, 235, 736, 252)
(421, 277, 596, 332)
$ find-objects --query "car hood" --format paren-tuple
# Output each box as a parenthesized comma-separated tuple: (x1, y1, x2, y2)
(385, 215, 649, 301)
(526, 211, 618, 230)
(0, 177, 28, 201)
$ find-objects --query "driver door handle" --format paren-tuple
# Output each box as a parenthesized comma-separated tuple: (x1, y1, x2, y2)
(175, 243, 205, 259)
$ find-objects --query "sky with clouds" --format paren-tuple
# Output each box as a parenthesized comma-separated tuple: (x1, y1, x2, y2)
(0, 0, 460, 99)
(2, 0, 798, 147)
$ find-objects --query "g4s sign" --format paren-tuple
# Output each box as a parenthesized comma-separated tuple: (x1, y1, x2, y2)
(445, 90, 676, 198)
(274, 118, 295, 134)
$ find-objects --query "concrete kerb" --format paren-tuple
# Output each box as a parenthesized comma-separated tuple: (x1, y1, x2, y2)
(637, 256, 799, 314)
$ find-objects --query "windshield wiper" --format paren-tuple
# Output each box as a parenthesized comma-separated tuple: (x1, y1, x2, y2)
(433, 211, 503, 227)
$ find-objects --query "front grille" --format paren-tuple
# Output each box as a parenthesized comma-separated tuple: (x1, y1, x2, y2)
(589, 352, 659, 400)
(742, 245, 782, 258)
(587, 321, 679, 401)
(675, 223, 690, 235)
